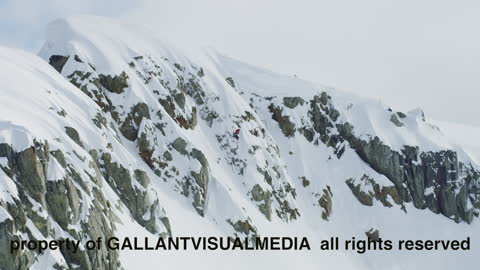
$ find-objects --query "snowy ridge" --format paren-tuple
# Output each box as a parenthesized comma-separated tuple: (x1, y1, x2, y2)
(216, 53, 470, 155)
(0, 16, 479, 270)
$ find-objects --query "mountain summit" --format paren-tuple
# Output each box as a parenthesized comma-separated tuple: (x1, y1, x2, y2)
(0, 16, 479, 270)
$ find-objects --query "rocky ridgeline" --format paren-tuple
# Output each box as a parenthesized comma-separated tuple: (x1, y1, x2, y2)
(340, 133, 480, 223)
(264, 92, 480, 223)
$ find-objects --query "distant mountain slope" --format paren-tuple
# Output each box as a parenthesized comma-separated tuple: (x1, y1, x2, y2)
(0, 15, 478, 270)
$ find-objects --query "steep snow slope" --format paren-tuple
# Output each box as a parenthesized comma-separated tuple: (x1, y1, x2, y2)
(0, 46, 175, 269)
(0, 15, 479, 269)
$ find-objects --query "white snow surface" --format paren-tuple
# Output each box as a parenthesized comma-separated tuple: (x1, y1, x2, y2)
(0, 15, 477, 269)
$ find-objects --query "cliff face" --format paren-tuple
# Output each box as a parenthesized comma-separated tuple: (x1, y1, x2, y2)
(0, 16, 479, 270)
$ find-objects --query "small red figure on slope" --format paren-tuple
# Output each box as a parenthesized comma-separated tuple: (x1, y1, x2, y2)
(233, 129, 240, 139)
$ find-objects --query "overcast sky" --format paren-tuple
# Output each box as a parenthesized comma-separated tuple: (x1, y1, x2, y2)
(1, 0, 479, 126)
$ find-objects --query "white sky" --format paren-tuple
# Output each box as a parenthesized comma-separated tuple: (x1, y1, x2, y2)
(1, 0, 479, 125)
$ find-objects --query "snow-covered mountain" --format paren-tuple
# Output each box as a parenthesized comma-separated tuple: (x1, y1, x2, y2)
(1, 16, 479, 270)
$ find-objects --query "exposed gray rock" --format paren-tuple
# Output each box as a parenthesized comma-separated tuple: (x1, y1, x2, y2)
(346, 177, 374, 206)
(339, 124, 478, 223)
(100, 152, 168, 235)
(190, 166, 209, 216)
(159, 96, 176, 118)
(319, 186, 333, 220)
(191, 148, 208, 167)
(174, 92, 186, 109)
(241, 111, 256, 122)
(226, 77, 235, 88)
(276, 199, 300, 221)
(251, 184, 273, 221)
(298, 92, 346, 158)
(120, 102, 151, 141)
(283, 97, 305, 109)
(319, 92, 329, 105)
(201, 107, 219, 127)
(163, 151, 172, 161)
(390, 114, 404, 127)
(74, 55, 84, 63)
(300, 176, 310, 187)
(45, 176, 80, 231)
(65, 126, 84, 148)
(98, 71, 129, 94)
(0, 217, 35, 270)
(138, 133, 152, 169)
(346, 174, 402, 208)
(268, 104, 296, 137)
(174, 63, 183, 71)
(15, 142, 49, 203)
(365, 228, 380, 241)
(170, 146, 211, 217)
(0, 143, 122, 269)
(396, 111, 406, 118)
(177, 74, 206, 105)
(187, 148, 210, 216)
(197, 67, 205, 77)
(172, 137, 188, 155)
(227, 218, 257, 236)
(134, 169, 150, 188)
(49, 55, 69, 73)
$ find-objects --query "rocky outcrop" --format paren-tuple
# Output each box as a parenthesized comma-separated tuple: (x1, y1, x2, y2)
(346, 174, 402, 208)
(98, 152, 170, 235)
(226, 77, 235, 88)
(283, 97, 305, 109)
(389, 114, 404, 127)
(268, 104, 296, 137)
(270, 91, 480, 224)
(158, 95, 198, 130)
(49, 55, 69, 73)
(120, 102, 151, 141)
(227, 218, 257, 240)
(251, 184, 273, 220)
(0, 206, 35, 270)
(65, 126, 84, 148)
(319, 186, 333, 221)
(176, 65, 207, 106)
(172, 137, 188, 155)
(365, 228, 380, 241)
(0, 142, 121, 269)
(300, 176, 310, 187)
(98, 71, 129, 94)
(255, 165, 299, 222)
(295, 92, 345, 158)
(189, 151, 210, 216)
(170, 139, 211, 216)
(339, 124, 480, 223)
